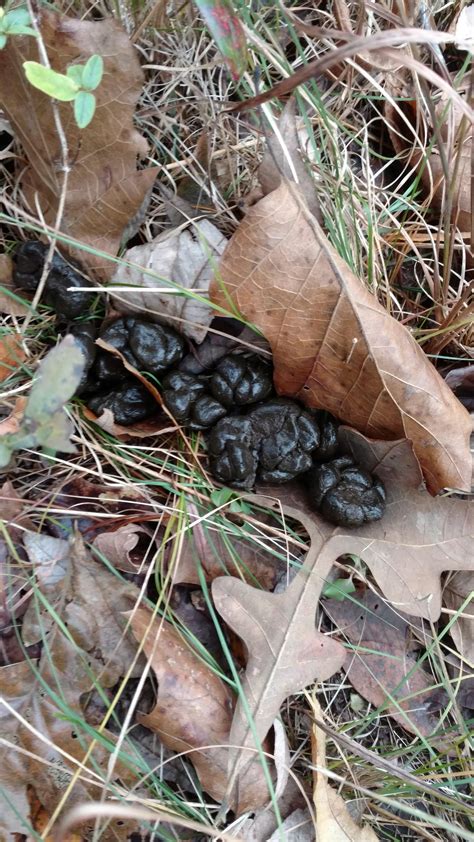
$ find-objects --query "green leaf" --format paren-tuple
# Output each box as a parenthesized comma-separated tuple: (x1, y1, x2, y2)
(210, 487, 235, 507)
(322, 578, 356, 601)
(194, 0, 247, 81)
(23, 61, 79, 101)
(66, 64, 84, 86)
(7, 25, 37, 36)
(73, 90, 96, 129)
(3, 7, 32, 28)
(25, 336, 85, 425)
(0, 33, 7, 49)
(81, 54, 103, 91)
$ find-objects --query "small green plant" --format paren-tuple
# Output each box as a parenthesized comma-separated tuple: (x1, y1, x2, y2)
(0, 5, 37, 48)
(23, 54, 104, 128)
(0, 336, 85, 468)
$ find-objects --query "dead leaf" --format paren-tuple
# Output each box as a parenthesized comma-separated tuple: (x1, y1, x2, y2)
(93, 522, 154, 572)
(267, 808, 314, 841)
(128, 604, 272, 814)
(0, 334, 25, 382)
(110, 218, 227, 342)
(212, 503, 346, 803)
(0, 10, 156, 281)
(0, 537, 144, 839)
(325, 589, 447, 737)
(210, 179, 472, 494)
(311, 698, 378, 841)
(23, 530, 70, 587)
(443, 572, 474, 663)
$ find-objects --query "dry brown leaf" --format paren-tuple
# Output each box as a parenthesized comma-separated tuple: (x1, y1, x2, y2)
(311, 698, 378, 841)
(83, 404, 174, 438)
(325, 590, 447, 738)
(93, 522, 154, 572)
(210, 179, 472, 494)
(128, 605, 272, 814)
(443, 571, 474, 664)
(0, 334, 25, 382)
(0, 536, 143, 839)
(110, 218, 227, 342)
(0, 10, 156, 281)
(212, 435, 473, 797)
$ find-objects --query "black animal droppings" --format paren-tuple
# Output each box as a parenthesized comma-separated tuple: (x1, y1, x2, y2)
(162, 371, 227, 429)
(87, 381, 156, 426)
(13, 241, 95, 319)
(305, 455, 386, 527)
(210, 353, 273, 408)
(127, 318, 186, 374)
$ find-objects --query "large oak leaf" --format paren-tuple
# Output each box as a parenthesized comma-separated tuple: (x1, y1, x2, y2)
(0, 10, 156, 280)
(210, 180, 472, 493)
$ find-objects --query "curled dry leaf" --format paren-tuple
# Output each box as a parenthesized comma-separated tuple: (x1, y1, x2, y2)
(110, 219, 227, 342)
(0, 254, 30, 316)
(0, 10, 156, 281)
(93, 522, 155, 572)
(128, 604, 272, 814)
(0, 537, 143, 839)
(311, 698, 378, 842)
(210, 179, 472, 493)
(325, 590, 446, 738)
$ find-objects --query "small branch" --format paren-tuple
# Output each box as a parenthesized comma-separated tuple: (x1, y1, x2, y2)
(21, 0, 71, 334)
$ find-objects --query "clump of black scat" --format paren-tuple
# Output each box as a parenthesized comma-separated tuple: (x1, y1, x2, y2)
(305, 455, 386, 527)
(81, 317, 187, 424)
(161, 353, 273, 430)
(208, 398, 323, 489)
(13, 241, 95, 319)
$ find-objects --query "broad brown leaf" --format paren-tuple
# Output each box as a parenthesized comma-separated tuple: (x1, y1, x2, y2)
(128, 605, 272, 814)
(210, 180, 472, 494)
(325, 590, 447, 738)
(0, 10, 156, 281)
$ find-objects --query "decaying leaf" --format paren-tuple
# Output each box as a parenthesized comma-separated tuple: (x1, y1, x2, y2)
(93, 522, 155, 573)
(0, 253, 30, 315)
(311, 698, 378, 841)
(110, 218, 227, 342)
(0, 537, 143, 839)
(128, 604, 272, 814)
(211, 178, 472, 494)
(443, 571, 474, 663)
(0, 333, 25, 383)
(325, 590, 446, 737)
(0, 9, 156, 281)
(0, 335, 85, 466)
(212, 432, 472, 797)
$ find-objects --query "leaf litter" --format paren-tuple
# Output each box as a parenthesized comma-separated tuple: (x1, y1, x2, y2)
(0, 8, 473, 840)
